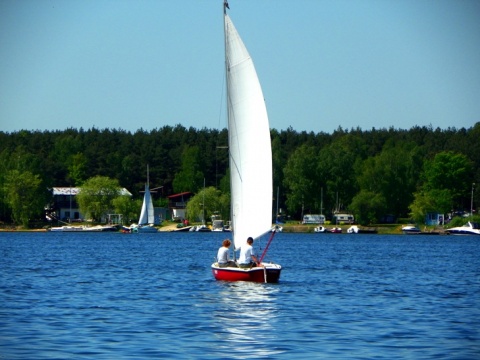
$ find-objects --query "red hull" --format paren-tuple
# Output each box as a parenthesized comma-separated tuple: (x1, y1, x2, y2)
(211, 263, 282, 283)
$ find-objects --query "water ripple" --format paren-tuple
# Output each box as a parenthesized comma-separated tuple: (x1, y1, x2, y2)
(1, 232, 479, 359)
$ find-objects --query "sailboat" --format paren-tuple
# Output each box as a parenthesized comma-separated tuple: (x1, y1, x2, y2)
(128, 166, 158, 233)
(211, 1, 282, 283)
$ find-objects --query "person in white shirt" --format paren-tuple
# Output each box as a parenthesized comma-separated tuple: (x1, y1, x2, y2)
(238, 237, 259, 268)
(217, 239, 236, 267)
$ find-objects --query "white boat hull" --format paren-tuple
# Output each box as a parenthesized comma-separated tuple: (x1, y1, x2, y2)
(50, 225, 118, 232)
(402, 225, 421, 234)
(447, 221, 480, 236)
(131, 225, 158, 233)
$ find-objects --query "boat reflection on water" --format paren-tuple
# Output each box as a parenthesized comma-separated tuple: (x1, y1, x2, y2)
(213, 282, 283, 357)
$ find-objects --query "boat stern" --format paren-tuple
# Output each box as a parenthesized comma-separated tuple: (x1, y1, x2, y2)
(211, 263, 281, 283)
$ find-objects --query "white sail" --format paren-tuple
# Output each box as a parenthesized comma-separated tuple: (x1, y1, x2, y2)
(138, 183, 155, 225)
(225, 14, 273, 250)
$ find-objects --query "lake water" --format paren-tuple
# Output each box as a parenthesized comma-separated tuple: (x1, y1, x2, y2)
(1, 231, 479, 359)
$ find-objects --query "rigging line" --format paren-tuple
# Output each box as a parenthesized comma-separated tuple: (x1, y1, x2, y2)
(259, 229, 277, 263)
(216, 65, 226, 131)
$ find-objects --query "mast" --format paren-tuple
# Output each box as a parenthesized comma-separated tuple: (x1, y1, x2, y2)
(146, 164, 150, 222)
(146, 164, 150, 187)
(276, 186, 279, 222)
(223, 0, 234, 243)
(202, 178, 206, 226)
(320, 187, 324, 215)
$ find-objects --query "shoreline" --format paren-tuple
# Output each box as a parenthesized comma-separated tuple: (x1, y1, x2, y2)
(0, 223, 447, 235)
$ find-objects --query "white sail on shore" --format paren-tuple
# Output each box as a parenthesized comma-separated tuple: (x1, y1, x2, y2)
(138, 183, 155, 225)
(225, 14, 273, 250)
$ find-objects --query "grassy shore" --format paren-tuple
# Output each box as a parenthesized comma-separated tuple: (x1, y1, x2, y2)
(280, 222, 449, 234)
(0, 221, 447, 234)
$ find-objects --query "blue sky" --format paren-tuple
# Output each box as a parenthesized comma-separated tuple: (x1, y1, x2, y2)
(1, 0, 479, 134)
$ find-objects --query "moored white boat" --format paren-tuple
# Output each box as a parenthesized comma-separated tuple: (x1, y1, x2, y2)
(50, 224, 118, 232)
(50, 225, 85, 232)
(447, 221, 480, 236)
(348, 225, 378, 234)
(314, 226, 327, 233)
(196, 224, 212, 232)
(172, 225, 193, 232)
(272, 225, 283, 232)
(212, 219, 225, 232)
(127, 223, 158, 233)
(402, 225, 421, 234)
(347, 225, 359, 234)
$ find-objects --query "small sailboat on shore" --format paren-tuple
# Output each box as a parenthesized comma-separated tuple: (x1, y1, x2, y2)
(126, 166, 158, 233)
(211, 1, 282, 283)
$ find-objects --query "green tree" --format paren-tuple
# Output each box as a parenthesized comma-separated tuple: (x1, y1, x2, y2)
(185, 186, 227, 223)
(112, 195, 139, 224)
(173, 146, 204, 193)
(4, 170, 45, 227)
(317, 135, 362, 214)
(271, 133, 287, 212)
(77, 176, 123, 222)
(0, 150, 12, 222)
(409, 151, 473, 223)
(283, 145, 319, 215)
(67, 153, 88, 185)
(355, 141, 421, 218)
(350, 190, 386, 225)
(409, 189, 453, 224)
(2, 122, 480, 226)
(218, 170, 230, 196)
(422, 151, 473, 208)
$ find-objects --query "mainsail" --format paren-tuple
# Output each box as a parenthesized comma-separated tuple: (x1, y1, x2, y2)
(138, 170, 155, 225)
(224, 13, 273, 250)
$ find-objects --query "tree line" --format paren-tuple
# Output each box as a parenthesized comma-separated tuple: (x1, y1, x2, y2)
(0, 123, 479, 227)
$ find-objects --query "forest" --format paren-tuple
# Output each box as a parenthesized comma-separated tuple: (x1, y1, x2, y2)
(0, 122, 479, 227)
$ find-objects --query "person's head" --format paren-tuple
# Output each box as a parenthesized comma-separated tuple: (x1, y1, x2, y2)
(222, 239, 231, 248)
(247, 237, 254, 245)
